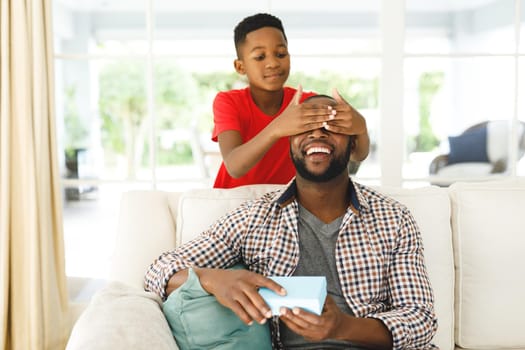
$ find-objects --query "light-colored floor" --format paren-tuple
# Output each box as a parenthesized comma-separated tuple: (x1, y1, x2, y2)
(67, 276, 108, 303)
(67, 276, 109, 333)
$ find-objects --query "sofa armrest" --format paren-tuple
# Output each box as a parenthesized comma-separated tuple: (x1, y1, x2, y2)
(429, 154, 449, 175)
(109, 191, 180, 289)
(66, 281, 178, 350)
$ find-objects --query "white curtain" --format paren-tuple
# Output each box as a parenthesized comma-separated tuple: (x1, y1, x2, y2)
(0, 0, 70, 349)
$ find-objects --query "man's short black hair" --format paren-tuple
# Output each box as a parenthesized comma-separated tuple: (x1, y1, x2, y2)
(234, 13, 287, 56)
(303, 94, 334, 103)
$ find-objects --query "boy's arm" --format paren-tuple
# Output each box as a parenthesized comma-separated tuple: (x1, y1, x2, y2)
(218, 128, 281, 179)
(219, 88, 333, 178)
(351, 130, 370, 162)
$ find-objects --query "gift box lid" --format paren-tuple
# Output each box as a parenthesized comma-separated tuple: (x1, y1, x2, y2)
(259, 276, 327, 316)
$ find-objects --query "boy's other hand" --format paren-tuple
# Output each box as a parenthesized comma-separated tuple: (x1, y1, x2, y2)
(325, 88, 367, 136)
(270, 85, 334, 138)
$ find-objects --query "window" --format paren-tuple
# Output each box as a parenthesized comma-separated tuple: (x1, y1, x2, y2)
(516, 0, 525, 176)
(53, 0, 524, 279)
(53, 0, 381, 279)
(404, 0, 523, 186)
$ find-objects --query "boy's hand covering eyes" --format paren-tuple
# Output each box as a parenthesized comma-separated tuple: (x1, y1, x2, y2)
(269, 85, 336, 139)
(323, 88, 367, 136)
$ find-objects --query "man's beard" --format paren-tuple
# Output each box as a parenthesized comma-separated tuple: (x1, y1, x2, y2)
(291, 141, 352, 182)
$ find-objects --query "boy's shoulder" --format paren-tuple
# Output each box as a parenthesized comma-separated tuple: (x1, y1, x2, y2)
(216, 87, 250, 100)
(213, 87, 251, 110)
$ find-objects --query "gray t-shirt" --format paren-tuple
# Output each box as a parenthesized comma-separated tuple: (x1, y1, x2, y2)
(279, 205, 370, 350)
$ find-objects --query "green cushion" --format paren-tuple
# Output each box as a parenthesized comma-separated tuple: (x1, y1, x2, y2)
(162, 265, 272, 350)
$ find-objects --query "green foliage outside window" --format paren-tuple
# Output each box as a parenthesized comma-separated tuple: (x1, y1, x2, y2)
(99, 62, 146, 177)
(412, 71, 444, 152)
(98, 62, 379, 174)
(63, 85, 89, 157)
(288, 71, 379, 109)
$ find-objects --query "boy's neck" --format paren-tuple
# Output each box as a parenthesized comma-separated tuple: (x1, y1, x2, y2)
(250, 88, 284, 116)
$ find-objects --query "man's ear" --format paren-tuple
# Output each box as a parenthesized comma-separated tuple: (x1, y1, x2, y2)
(234, 59, 245, 74)
(350, 135, 357, 152)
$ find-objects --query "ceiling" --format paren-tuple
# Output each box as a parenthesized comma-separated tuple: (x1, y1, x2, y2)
(54, 0, 502, 13)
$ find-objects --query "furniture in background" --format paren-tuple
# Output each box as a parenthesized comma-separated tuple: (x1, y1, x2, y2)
(66, 180, 525, 350)
(64, 148, 99, 200)
(429, 120, 525, 186)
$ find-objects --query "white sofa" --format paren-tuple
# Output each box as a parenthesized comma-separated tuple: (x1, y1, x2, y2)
(66, 180, 525, 350)
(429, 121, 525, 186)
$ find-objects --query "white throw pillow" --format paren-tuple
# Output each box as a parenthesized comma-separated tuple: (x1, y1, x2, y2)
(66, 282, 179, 350)
(450, 180, 525, 348)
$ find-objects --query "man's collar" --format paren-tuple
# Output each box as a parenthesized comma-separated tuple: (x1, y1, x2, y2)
(274, 177, 363, 213)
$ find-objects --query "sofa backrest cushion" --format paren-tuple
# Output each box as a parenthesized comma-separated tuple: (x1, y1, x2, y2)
(379, 186, 454, 350)
(176, 184, 284, 245)
(176, 184, 454, 350)
(450, 180, 525, 348)
(109, 191, 180, 288)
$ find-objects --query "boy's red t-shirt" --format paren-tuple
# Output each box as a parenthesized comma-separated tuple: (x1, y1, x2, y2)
(212, 86, 316, 188)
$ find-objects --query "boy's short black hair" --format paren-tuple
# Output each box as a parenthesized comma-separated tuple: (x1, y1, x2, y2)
(234, 13, 287, 56)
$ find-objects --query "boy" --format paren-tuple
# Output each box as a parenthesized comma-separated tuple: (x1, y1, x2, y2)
(212, 13, 370, 188)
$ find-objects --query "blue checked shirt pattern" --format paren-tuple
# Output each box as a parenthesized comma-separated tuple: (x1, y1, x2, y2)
(144, 179, 438, 350)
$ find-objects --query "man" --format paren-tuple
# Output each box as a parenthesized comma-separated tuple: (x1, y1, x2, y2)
(145, 95, 437, 349)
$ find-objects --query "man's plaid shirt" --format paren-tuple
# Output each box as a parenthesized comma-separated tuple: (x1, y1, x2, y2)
(144, 179, 438, 349)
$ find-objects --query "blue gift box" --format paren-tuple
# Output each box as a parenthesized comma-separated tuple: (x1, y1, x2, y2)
(258, 276, 327, 316)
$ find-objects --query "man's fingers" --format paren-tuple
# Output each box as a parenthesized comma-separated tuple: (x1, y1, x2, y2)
(228, 300, 256, 325)
(292, 307, 322, 325)
(253, 274, 286, 296)
(233, 273, 285, 322)
(280, 307, 320, 330)
(280, 313, 304, 334)
(234, 290, 270, 324)
(223, 282, 269, 325)
(279, 308, 306, 330)
(245, 290, 273, 320)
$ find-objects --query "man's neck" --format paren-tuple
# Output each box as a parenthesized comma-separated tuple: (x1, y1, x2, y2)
(295, 174, 351, 224)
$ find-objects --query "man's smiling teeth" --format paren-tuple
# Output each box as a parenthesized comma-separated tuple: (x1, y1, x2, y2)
(306, 147, 331, 155)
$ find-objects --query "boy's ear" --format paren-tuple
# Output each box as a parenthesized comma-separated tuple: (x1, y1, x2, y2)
(234, 59, 245, 74)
